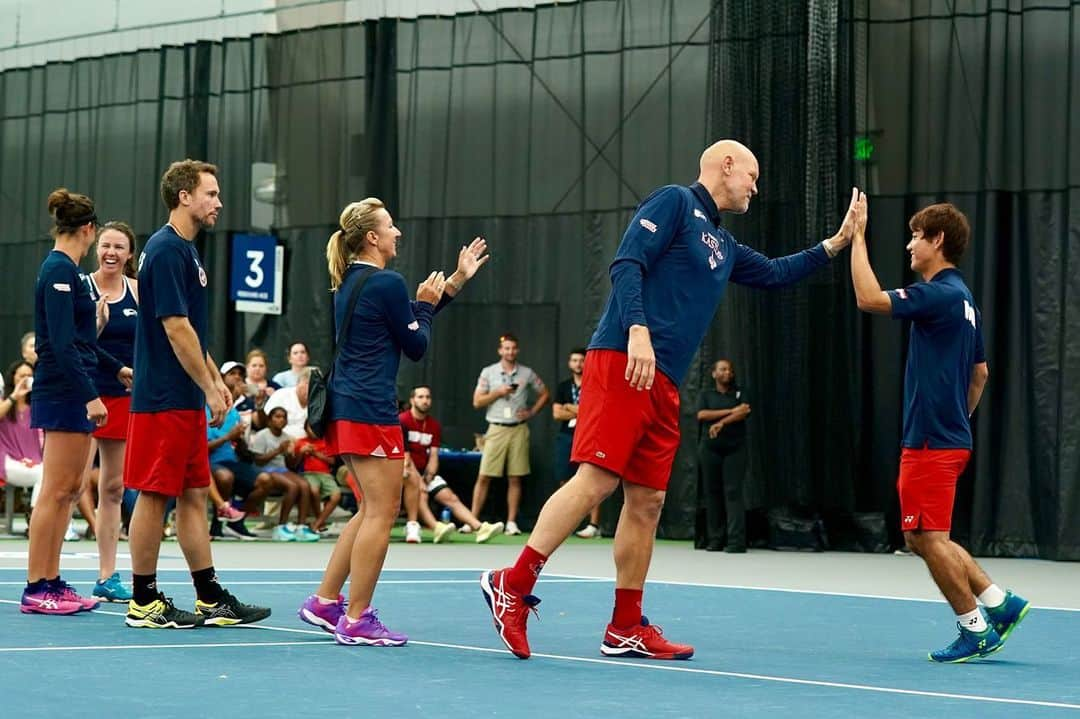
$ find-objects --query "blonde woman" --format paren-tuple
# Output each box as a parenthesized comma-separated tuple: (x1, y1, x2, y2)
(298, 197, 488, 645)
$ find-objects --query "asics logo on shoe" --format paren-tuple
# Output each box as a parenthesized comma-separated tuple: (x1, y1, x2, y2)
(605, 630, 651, 654)
(30, 598, 60, 609)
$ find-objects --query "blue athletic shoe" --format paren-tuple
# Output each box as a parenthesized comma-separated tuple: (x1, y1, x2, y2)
(985, 591, 1030, 644)
(92, 572, 133, 602)
(928, 623, 1003, 663)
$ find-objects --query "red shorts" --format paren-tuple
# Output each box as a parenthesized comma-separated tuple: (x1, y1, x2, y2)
(570, 349, 681, 490)
(124, 410, 211, 497)
(93, 395, 131, 441)
(326, 420, 405, 460)
(897, 447, 971, 532)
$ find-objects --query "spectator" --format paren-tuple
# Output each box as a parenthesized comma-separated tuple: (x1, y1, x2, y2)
(238, 349, 278, 423)
(294, 425, 341, 534)
(261, 367, 311, 437)
(400, 385, 503, 543)
(695, 358, 751, 552)
(272, 341, 310, 388)
(470, 333, 549, 535)
(21, 332, 37, 366)
(249, 406, 318, 541)
(0, 361, 44, 519)
(206, 363, 266, 541)
(552, 348, 600, 538)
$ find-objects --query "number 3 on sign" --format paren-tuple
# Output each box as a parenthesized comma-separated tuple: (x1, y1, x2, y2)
(245, 250, 265, 288)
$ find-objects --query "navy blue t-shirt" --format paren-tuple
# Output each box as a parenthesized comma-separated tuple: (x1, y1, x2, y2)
(33, 251, 121, 404)
(887, 268, 986, 449)
(589, 182, 831, 385)
(328, 263, 452, 426)
(131, 224, 210, 412)
(89, 275, 137, 397)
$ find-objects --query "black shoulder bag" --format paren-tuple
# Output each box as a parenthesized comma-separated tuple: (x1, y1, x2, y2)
(306, 266, 376, 438)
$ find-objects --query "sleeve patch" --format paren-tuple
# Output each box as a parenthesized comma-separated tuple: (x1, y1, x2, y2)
(895, 288, 908, 299)
(52, 282, 71, 292)
(407, 320, 419, 331)
(639, 218, 658, 233)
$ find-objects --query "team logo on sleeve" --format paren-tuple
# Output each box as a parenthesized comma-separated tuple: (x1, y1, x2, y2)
(693, 209, 707, 221)
(407, 320, 419, 331)
(639, 219, 658, 233)
(895, 289, 908, 299)
(52, 283, 71, 292)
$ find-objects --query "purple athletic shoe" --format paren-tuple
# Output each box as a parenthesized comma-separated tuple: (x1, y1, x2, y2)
(298, 594, 346, 633)
(333, 607, 408, 646)
(51, 579, 99, 611)
(20, 585, 83, 615)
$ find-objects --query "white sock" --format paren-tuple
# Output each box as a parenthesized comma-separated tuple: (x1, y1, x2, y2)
(978, 584, 1007, 609)
(958, 608, 988, 633)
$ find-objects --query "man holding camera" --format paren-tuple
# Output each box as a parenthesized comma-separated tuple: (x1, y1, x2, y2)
(470, 333, 549, 535)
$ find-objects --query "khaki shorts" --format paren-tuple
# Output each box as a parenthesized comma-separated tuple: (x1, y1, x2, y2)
(304, 472, 340, 498)
(478, 423, 531, 477)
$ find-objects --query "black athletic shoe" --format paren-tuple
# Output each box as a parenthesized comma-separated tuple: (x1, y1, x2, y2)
(126, 593, 205, 629)
(222, 520, 258, 541)
(195, 589, 272, 626)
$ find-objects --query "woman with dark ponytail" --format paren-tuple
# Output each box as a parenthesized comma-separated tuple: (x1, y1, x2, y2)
(21, 189, 132, 616)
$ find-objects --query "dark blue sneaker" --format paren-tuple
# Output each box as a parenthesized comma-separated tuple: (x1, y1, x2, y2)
(985, 591, 1030, 644)
(928, 623, 1003, 663)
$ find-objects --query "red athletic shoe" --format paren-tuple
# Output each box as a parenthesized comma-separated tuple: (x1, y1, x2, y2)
(480, 569, 541, 659)
(600, 616, 694, 660)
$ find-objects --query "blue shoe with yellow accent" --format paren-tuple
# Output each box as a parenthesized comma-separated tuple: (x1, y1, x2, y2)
(985, 591, 1030, 644)
(93, 572, 133, 602)
(928, 623, 1003, 663)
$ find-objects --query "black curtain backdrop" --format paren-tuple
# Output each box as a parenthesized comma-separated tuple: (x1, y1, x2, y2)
(0, 0, 1075, 558)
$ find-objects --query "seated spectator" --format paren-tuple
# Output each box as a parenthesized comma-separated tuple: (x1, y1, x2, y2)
(400, 385, 502, 543)
(260, 367, 312, 437)
(271, 341, 310, 388)
(294, 424, 341, 534)
(238, 349, 278, 422)
(0, 361, 43, 523)
(249, 406, 318, 541)
(21, 331, 37, 366)
(207, 373, 270, 541)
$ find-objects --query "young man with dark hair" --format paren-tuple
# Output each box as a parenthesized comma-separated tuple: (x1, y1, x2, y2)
(124, 159, 270, 628)
(849, 197, 1029, 662)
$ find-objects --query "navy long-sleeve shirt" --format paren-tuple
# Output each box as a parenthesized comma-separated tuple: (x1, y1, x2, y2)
(33, 250, 122, 404)
(589, 182, 832, 385)
(328, 263, 453, 425)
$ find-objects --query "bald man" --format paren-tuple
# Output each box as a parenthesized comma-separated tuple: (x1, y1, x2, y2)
(481, 140, 860, 661)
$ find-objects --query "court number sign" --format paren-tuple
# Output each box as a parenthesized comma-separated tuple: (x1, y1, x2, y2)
(231, 233, 284, 315)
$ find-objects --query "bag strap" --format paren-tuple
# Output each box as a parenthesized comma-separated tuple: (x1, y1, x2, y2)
(328, 265, 377, 376)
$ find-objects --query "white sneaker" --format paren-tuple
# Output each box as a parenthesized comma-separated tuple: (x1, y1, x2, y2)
(475, 521, 504, 543)
(63, 521, 80, 541)
(457, 524, 473, 534)
(503, 521, 521, 536)
(575, 524, 600, 539)
(433, 521, 455, 544)
(405, 521, 422, 544)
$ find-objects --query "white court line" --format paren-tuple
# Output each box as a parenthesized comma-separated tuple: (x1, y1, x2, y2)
(1, 566, 1076, 613)
(0, 640, 328, 653)
(0, 604, 1074, 711)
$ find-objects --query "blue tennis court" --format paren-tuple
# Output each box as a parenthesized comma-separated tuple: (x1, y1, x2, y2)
(0, 564, 1076, 717)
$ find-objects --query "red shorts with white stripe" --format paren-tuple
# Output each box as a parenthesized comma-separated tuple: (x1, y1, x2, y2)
(123, 410, 211, 497)
(326, 420, 405, 460)
(897, 447, 971, 532)
(93, 395, 131, 441)
(570, 349, 681, 491)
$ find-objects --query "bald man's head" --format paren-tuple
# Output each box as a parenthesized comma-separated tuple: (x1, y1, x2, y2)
(697, 139, 759, 214)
